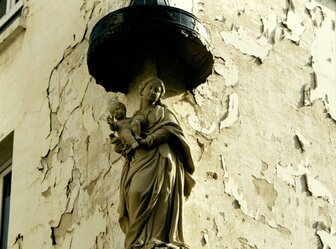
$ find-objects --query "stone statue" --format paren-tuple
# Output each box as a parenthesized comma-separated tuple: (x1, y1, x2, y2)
(111, 77, 195, 249)
(108, 101, 146, 153)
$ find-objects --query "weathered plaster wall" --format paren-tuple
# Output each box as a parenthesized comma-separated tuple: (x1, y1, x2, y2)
(0, 0, 335, 248)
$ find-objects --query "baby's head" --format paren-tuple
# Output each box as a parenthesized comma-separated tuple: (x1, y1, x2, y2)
(109, 101, 127, 120)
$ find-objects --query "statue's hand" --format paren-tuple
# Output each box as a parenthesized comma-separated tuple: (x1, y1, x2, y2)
(138, 138, 148, 147)
(109, 121, 118, 131)
(110, 135, 125, 154)
(138, 136, 154, 148)
(107, 116, 113, 124)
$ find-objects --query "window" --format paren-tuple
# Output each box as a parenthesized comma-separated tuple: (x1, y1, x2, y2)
(0, 0, 23, 30)
(0, 132, 13, 249)
(0, 160, 11, 249)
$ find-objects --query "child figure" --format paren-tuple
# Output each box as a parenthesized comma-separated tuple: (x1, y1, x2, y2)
(108, 101, 143, 150)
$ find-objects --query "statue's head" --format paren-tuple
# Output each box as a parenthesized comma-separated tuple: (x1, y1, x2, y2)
(138, 76, 166, 102)
(109, 101, 127, 120)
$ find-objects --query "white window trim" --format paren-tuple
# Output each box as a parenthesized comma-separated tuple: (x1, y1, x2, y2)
(0, 0, 25, 52)
(0, 158, 12, 244)
(0, 0, 23, 29)
(0, 158, 11, 177)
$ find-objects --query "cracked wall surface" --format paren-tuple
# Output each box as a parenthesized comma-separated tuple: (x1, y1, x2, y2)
(0, 0, 335, 248)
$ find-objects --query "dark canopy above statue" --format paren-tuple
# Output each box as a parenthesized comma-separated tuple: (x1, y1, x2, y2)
(87, 2, 213, 93)
(130, 0, 169, 5)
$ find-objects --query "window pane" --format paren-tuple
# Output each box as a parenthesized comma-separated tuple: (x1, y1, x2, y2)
(0, 0, 7, 18)
(0, 171, 11, 249)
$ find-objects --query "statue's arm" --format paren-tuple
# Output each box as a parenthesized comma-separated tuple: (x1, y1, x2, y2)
(109, 121, 119, 131)
(110, 134, 126, 154)
(139, 128, 172, 148)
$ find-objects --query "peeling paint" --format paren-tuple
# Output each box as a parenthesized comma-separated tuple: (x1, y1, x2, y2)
(71, 209, 107, 249)
(214, 59, 239, 87)
(305, 174, 334, 204)
(252, 177, 278, 210)
(221, 155, 260, 220)
(314, 222, 336, 249)
(301, 83, 313, 107)
(238, 237, 258, 249)
(1, 1, 336, 249)
(82, 104, 98, 135)
(306, 3, 325, 28)
(276, 163, 299, 187)
(260, 15, 278, 44)
(308, 0, 336, 121)
(283, 10, 305, 43)
(293, 129, 312, 152)
(316, 229, 336, 249)
(220, 93, 239, 129)
(172, 99, 218, 136)
(13, 234, 23, 249)
(201, 231, 209, 246)
(276, 161, 334, 204)
(220, 27, 270, 61)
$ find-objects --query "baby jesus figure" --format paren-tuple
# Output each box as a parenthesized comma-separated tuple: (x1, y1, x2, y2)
(107, 101, 143, 150)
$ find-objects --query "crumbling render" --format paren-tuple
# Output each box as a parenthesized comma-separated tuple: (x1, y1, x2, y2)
(201, 230, 209, 246)
(220, 155, 260, 219)
(252, 176, 278, 211)
(276, 161, 335, 205)
(220, 155, 291, 236)
(220, 93, 239, 129)
(300, 83, 313, 107)
(260, 15, 278, 45)
(238, 237, 258, 249)
(70, 209, 107, 248)
(314, 222, 336, 249)
(172, 97, 217, 136)
(304, 174, 334, 204)
(13, 234, 23, 249)
(293, 129, 312, 152)
(220, 26, 270, 62)
(282, 9, 305, 44)
(307, 0, 336, 122)
(214, 59, 239, 87)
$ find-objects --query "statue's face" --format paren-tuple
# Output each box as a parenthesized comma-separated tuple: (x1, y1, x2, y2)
(112, 106, 126, 120)
(143, 81, 163, 104)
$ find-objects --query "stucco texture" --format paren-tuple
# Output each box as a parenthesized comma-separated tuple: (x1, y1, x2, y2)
(0, 0, 335, 248)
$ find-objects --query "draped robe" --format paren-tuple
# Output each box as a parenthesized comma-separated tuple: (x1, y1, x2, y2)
(118, 105, 195, 249)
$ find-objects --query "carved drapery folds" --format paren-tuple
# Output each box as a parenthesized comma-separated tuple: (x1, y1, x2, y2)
(108, 77, 195, 248)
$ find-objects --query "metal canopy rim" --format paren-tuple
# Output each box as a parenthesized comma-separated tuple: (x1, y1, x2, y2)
(87, 5, 214, 93)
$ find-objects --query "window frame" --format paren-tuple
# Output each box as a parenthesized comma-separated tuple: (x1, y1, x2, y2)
(0, 158, 12, 249)
(0, 0, 23, 30)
